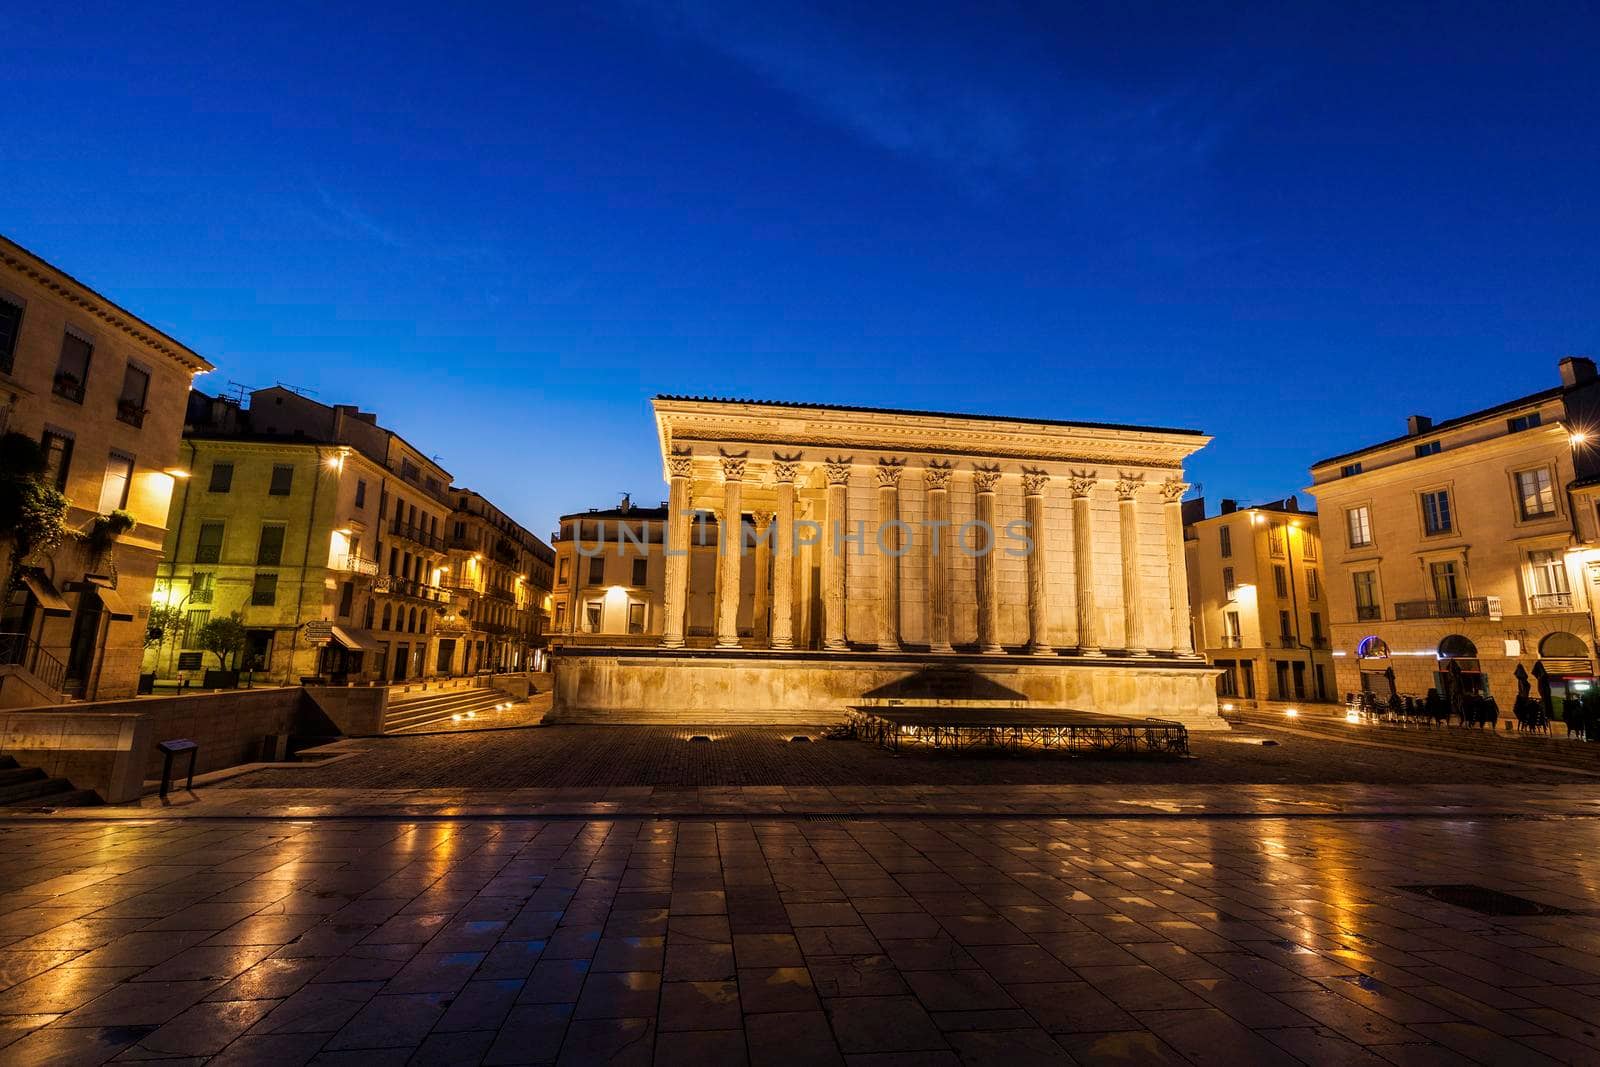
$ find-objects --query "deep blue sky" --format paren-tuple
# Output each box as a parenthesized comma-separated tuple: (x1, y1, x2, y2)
(6, 2, 1597, 535)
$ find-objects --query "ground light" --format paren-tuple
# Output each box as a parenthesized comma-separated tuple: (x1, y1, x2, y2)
(1284, 708, 1299, 718)
(1221, 703, 1236, 712)
(1347, 710, 1361, 723)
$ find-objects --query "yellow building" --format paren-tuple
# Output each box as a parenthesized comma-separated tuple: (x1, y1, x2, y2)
(152, 387, 454, 685)
(444, 488, 555, 673)
(552, 501, 718, 643)
(1309, 357, 1600, 714)
(0, 235, 213, 706)
(1184, 496, 1335, 703)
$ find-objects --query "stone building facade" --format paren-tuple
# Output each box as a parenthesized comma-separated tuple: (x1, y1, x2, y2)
(551, 396, 1223, 726)
(0, 235, 213, 706)
(1310, 357, 1600, 716)
(1184, 496, 1336, 703)
(444, 488, 555, 674)
(152, 388, 455, 685)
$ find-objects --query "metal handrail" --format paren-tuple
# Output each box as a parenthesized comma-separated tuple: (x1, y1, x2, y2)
(1393, 596, 1491, 620)
(1530, 592, 1575, 613)
(0, 632, 67, 693)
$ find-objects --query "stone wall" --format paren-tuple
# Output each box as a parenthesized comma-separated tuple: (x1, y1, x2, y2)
(549, 647, 1226, 729)
(0, 709, 151, 803)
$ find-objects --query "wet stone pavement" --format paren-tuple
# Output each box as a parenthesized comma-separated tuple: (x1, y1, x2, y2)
(4, 815, 1600, 1064)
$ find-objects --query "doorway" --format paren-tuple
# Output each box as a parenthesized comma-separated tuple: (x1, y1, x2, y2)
(64, 590, 104, 695)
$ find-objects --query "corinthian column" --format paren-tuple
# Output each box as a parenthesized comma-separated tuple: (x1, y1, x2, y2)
(752, 511, 774, 645)
(1116, 473, 1149, 656)
(660, 451, 693, 649)
(715, 454, 747, 649)
(924, 463, 954, 653)
(1069, 472, 1104, 656)
(876, 459, 905, 651)
(1022, 470, 1053, 655)
(1160, 479, 1194, 655)
(770, 458, 799, 649)
(973, 466, 1004, 655)
(823, 458, 852, 651)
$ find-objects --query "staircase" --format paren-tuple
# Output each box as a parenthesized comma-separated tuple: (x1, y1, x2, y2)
(383, 686, 518, 733)
(0, 756, 101, 808)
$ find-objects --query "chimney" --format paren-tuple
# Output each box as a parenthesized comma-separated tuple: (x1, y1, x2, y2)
(1560, 356, 1597, 388)
(1407, 415, 1433, 435)
(1220, 499, 1237, 514)
(1284, 495, 1299, 513)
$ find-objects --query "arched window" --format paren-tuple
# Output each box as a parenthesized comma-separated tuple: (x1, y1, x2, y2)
(1356, 636, 1390, 660)
(408, 607, 418, 633)
(364, 600, 375, 628)
(420, 611, 428, 634)
(381, 604, 392, 630)
(1539, 631, 1588, 659)
(1438, 634, 1478, 659)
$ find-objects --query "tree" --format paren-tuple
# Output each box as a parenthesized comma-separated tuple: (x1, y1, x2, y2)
(194, 612, 248, 670)
(145, 604, 186, 651)
(0, 433, 69, 609)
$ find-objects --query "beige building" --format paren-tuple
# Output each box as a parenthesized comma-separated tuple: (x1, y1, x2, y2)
(0, 235, 213, 706)
(551, 396, 1225, 726)
(1310, 357, 1600, 714)
(444, 488, 555, 673)
(152, 387, 454, 685)
(1184, 496, 1335, 703)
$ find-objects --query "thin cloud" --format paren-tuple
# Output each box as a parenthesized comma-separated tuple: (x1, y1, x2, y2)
(311, 184, 405, 248)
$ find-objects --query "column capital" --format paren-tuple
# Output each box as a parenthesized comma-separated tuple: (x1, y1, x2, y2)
(1158, 478, 1188, 504)
(751, 510, 775, 531)
(719, 450, 750, 482)
(924, 461, 954, 491)
(823, 457, 853, 486)
(1021, 468, 1050, 497)
(972, 464, 1002, 494)
(1113, 472, 1145, 500)
(876, 458, 906, 487)
(667, 451, 694, 480)
(1067, 471, 1098, 498)
(772, 452, 803, 484)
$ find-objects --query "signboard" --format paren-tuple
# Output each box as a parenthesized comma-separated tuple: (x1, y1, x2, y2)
(177, 652, 203, 671)
(303, 620, 334, 645)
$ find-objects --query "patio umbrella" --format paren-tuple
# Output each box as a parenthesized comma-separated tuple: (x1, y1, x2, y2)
(1447, 658, 1466, 719)
(1514, 663, 1532, 702)
(1533, 660, 1554, 720)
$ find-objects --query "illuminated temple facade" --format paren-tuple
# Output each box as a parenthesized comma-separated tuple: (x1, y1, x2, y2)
(549, 396, 1227, 727)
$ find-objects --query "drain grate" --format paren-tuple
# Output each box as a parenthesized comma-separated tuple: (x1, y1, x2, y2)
(805, 813, 859, 823)
(1397, 884, 1569, 917)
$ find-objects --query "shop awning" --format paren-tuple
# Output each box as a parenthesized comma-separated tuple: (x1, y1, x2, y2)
(330, 626, 385, 653)
(20, 573, 72, 617)
(93, 584, 135, 622)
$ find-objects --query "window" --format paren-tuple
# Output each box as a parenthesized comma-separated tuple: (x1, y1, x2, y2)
(1508, 412, 1542, 433)
(1278, 610, 1293, 642)
(41, 431, 73, 493)
(251, 573, 278, 606)
(1223, 611, 1241, 645)
(1301, 533, 1317, 561)
(1218, 526, 1232, 558)
(338, 583, 354, 618)
(554, 603, 566, 630)
(208, 462, 233, 493)
(191, 572, 215, 604)
(354, 479, 367, 508)
(588, 555, 605, 585)
(1430, 560, 1460, 605)
(195, 522, 224, 563)
(1421, 490, 1453, 535)
(116, 364, 150, 426)
(1222, 566, 1236, 599)
(1273, 565, 1288, 597)
(1353, 571, 1378, 620)
(1515, 468, 1556, 520)
(97, 452, 134, 513)
(1307, 568, 1320, 601)
(0, 296, 22, 374)
(1311, 612, 1324, 641)
(269, 464, 294, 496)
(631, 557, 648, 586)
(256, 524, 286, 566)
(585, 600, 603, 632)
(1414, 440, 1441, 458)
(53, 331, 92, 402)
(628, 601, 646, 634)
(1346, 506, 1372, 548)
(1341, 462, 1362, 478)
(381, 603, 392, 630)
(1268, 524, 1285, 558)
(184, 609, 210, 644)
(1529, 549, 1570, 596)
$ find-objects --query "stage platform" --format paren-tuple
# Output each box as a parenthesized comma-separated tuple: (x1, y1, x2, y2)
(847, 704, 1191, 756)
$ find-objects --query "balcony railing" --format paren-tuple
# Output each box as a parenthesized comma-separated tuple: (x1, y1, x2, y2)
(189, 587, 215, 605)
(0, 632, 66, 693)
(340, 555, 379, 576)
(1219, 635, 1243, 648)
(388, 521, 444, 551)
(1393, 596, 1494, 620)
(1308, 636, 1330, 650)
(373, 574, 449, 604)
(1355, 604, 1382, 621)
(1530, 592, 1576, 614)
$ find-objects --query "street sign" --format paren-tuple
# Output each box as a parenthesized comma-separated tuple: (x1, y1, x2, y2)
(303, 620, 334, 644)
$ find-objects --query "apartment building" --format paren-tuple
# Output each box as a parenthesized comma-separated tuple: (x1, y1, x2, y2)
(0, 235, 213, 706)
(1184, 496, 1335, 702)
(1309, 356, 1600, 714)
(152, 387, 454, 684)
(444, 488, 555, 673)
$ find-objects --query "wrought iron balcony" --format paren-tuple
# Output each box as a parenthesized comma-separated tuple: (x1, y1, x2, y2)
(1530, 592, 1575, 614)
(372, 575, 449, 604)
(388, 521, 444, 551)
(1355, 604, 1382, 621)
(340, 555, 379, 576)
(1218, 635, 1244, 648)
(1393, 596, 1493, 620)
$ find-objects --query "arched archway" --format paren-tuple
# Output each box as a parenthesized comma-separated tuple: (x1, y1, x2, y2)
(1357, 636, 1391, 660)
(1436, 634, 1485, 697)
(1437, 634, 1478, 659)
(1539, 631, 1587, 659)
